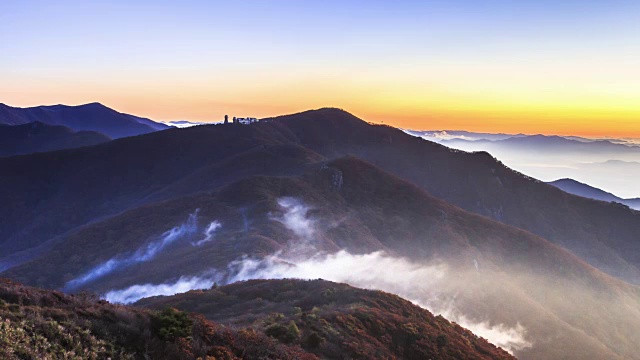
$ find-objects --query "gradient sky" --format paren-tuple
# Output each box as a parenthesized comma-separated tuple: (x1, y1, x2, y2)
(1, 0, 640, 136)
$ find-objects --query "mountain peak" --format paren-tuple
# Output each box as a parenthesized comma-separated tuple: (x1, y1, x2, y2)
(79, 102, 108, 108)
(549, 178, 581, 185)
(265, 107, 360, 123)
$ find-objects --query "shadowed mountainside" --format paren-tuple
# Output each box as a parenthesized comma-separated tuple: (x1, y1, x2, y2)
(0, 102, 169, 139)
(5, 156, 640, 359)
(0, 121, 110, 157)
(3, 108, 640, 285)
(0, 124, 317, 258)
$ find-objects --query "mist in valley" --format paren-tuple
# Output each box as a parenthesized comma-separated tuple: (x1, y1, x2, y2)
(65, 210, 201, 290)
(96, 196, 640, 359)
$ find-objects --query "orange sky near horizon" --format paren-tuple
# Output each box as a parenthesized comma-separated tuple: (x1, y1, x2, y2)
(4, 86, 640, 138)
(4, 52, 639, 138)
(3, 1, 640, 138)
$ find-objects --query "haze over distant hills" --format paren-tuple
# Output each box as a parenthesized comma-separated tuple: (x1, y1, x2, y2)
(548, 178, 640, 210)
(405, 129, 527, 142)
(3, 108, 640, 359)
(0, 102, 169, 138)
(409, 129, 640, 198)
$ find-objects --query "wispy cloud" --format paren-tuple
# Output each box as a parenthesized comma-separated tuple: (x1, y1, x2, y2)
(65, 210, 199, 290)
(192, 220, 222, 246)
(103, 274, 220, 304)
(271, 197, 316, 240)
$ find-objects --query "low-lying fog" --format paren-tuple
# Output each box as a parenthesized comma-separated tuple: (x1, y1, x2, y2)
(102, 197, 534, 353)
(97, 197, 640, 359)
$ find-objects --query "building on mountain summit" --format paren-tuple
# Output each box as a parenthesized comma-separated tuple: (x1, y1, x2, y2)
(234, 117, 258, 125)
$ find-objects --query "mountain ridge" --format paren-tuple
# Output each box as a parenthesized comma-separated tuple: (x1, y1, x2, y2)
(548, 178, 640, 210)
(136, 278, 516, 360)
(0, 121, 111, 156)
(3, 108, 640, 283)
(0, 102, 169, 138)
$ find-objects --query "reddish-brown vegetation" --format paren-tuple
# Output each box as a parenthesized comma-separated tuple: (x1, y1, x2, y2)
(0, 278, 316, 359)
(138, 279, 515, 360)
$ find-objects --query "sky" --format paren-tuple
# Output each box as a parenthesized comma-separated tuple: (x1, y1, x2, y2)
(1, 0, 640, 136)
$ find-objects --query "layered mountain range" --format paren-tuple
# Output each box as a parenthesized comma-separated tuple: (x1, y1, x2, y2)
(1, 108, 639, 359)
(411, 129, 640, 199)
(0, 102, 169, 139)
(0, 121, 110, 157)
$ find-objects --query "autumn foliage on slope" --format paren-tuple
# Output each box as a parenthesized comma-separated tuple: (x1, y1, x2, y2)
(138, 279, 515, 360)
(0, 278, 316, 360)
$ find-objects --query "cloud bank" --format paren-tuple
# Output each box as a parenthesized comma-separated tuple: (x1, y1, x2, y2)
(102, 198, 531, 354)
(103, 274, 219, 304)
(226, 251, 531, 354)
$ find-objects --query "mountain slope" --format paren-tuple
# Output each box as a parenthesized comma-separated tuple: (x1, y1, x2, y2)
(138, 279, 515, 360)
(264, 109, 640, 283)
(0, 102, 169, 138)
(3, 108, 640, 284)
(5, 156, 640, 359)
(0, 121, 110, 156)
(0, 278, 317, 360)
(0, 123, 310, 258)
(548, 178, 640, 210)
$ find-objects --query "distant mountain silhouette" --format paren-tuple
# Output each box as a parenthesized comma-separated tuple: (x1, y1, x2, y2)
(0, 102, 169, 138)
(440, 134, 640, 153)
(548, 178, 640, 210)
(0, 121, 110, 156)
(433, 133, 640, 199)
